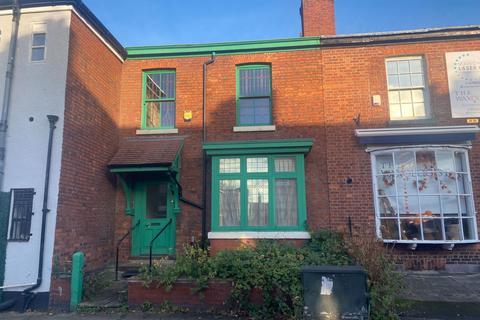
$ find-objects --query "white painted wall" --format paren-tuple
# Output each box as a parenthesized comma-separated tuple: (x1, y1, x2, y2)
(0, 7, 71, 293)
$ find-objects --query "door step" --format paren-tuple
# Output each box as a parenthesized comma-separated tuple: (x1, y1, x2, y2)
(118, 257, 175, 279)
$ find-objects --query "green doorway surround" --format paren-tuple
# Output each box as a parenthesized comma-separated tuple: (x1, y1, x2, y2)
(109, 137, 183, 257)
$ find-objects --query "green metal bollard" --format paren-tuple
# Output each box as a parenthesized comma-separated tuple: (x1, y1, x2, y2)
(70, 252, 85, 311)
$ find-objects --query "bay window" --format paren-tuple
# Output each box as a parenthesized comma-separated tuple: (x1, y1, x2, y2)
(212, 155, 306, 231)
(372, 147, 478, 243)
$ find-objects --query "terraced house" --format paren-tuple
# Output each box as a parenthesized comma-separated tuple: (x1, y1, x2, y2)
(0, 0, 479, 311)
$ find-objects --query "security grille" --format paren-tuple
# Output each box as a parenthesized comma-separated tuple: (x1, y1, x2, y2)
(9, 188, 35, 241)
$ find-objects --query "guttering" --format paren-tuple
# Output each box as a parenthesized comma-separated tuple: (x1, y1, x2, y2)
(126, 37, 321, 59)
(355, 125, 480, 145)
(201, 53, 216, 249)
(320, 25, 480, 48)
(22, 115, 59, 311)
(126, 24, 480, 60)
(355, 125, 480, 137)
(0, 0, 20, 191)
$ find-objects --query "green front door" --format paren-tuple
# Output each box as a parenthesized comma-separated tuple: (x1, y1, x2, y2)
(132, 180, 176, 256)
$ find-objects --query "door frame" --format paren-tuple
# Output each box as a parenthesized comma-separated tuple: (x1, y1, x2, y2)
(131, 179, 177, 256)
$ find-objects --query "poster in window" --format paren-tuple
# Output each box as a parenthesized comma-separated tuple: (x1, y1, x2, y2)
(446, 51, 480, 118)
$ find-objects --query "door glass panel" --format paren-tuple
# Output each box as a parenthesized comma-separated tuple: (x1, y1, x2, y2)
(146, 183, 168, 219)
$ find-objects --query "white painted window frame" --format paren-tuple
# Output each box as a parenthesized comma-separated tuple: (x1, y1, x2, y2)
(30, 22, 47, 63)
(385, 56, 431, 121)
(370, 145, 479, 244)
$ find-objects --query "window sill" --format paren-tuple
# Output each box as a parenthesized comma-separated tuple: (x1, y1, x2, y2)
(382, 239, 480, 245)
(136, 128, 179, 135)
(388, 118, 436, 127)
(233, 125, 276, 132)
(208, 231, 311, 240)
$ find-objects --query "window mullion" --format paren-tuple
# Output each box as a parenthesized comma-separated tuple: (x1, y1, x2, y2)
(414, 152, 424, 241)
(453, 151, 465, 241)
(268, 157, 275, 228)
(240, 157, 248, 228)
(391, 153, 402, 240)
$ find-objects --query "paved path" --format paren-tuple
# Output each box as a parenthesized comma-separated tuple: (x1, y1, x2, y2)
(400, 271, 480, 303)
(1, 312, 240, 319)
(4, 313, 479, 320)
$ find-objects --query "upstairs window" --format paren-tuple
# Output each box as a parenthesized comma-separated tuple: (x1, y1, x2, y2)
(386, 57, 430, 120)
(372, 147, 477, 243)
(237, 64, 272, 126)
(9, 188, 35, 241)
(31, 24, 46, 62)
(142, 70, 176, 129)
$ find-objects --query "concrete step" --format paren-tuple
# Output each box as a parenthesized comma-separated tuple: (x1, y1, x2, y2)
(117, 258, 175, 279)
(79, 276, 128, 310)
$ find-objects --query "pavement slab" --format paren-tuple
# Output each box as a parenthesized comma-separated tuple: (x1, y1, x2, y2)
(1, 312, 241, 320)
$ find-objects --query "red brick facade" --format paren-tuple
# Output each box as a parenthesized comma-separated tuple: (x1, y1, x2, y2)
(48, 3, 480, 298)
(117, 36, 480, 268)
(117, 50, 330, 254)
(322, 40, 480, 266)
(52, 12, 123, 276)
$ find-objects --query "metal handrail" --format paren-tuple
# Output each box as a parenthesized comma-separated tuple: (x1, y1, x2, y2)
(115, 220, 140, 281)
(149, 218, 173, 272)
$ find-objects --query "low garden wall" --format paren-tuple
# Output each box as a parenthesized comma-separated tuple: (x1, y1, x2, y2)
(128, 279, 263, 309)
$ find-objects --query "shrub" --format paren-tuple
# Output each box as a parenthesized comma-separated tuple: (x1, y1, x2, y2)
(139, 231, 402, 319)
(347, 236, 405, 320)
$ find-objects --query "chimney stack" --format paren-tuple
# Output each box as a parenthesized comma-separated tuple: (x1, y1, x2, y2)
(300, 0, 336, 36)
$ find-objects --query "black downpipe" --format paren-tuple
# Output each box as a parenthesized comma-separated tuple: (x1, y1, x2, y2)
(22, 115, 59, 311)
(167, 169, 203, 210)
(202, 53, 216, 249)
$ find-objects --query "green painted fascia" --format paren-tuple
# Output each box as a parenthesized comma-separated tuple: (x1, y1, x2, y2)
(110, 166, 170, 173)
(203, 139, 314, 156)
(126, 37, 321, 59)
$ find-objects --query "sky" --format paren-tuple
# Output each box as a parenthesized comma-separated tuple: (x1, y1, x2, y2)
(82, 0, 480, 47)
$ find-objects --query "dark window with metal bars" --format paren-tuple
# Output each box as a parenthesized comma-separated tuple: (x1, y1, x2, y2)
(9, 189, 35, 241)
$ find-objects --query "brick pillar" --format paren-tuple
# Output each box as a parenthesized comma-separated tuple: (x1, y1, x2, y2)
(301, 0, 336, 36)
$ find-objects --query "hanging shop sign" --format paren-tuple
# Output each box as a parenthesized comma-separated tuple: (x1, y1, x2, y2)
(446, 51, 480, 118)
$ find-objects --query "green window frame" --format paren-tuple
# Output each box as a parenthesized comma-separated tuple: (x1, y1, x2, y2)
(236, 64, 272, 126)
(141, 69, 176, 129)
(211, 154, 307, 231)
